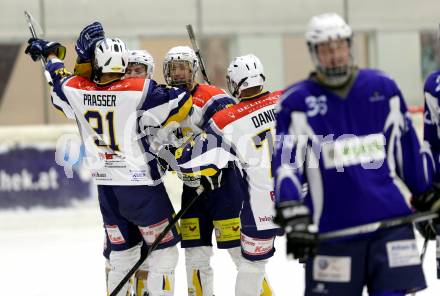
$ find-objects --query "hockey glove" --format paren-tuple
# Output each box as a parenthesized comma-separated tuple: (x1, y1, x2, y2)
(275, 200, 317, 260)
(412, 185, 440, 240)
(411, 185, 440, 214)
(181, 170, 224, 192)
(75, 21, 105, 62)
(415, 221, 437, 241)
(200, 170, 224, 192)
(25, 38, 66, 62)
(46, 59, 71, 80)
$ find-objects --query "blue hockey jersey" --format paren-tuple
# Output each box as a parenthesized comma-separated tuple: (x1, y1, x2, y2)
(273, 69, 434, 233)
(423, 70, 440, 183)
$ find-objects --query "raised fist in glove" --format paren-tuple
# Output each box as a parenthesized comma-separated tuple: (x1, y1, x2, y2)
(25, 38, 66, 61)
(75, 21, 105, 62)
(275, 200, 317, 260)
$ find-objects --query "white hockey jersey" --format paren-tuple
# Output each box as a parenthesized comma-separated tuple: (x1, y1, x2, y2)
(177, 90, 282, 230)
(49, 59, 192, 185)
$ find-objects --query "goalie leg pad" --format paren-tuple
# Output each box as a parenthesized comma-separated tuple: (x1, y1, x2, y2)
(140, 246, 179, 296)
(235, 258, 273, 296)
(185, 246, 214, 296)
(108, 243, 141, 296)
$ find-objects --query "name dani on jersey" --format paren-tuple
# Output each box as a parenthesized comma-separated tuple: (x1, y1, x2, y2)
(251, 108, 276, 128)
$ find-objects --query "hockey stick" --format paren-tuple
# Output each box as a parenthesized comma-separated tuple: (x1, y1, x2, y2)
(24, 10, 53, 86)
(109, 185, 205, 296)
(186, 24, 211, 85)
(317, 211, 439, 241)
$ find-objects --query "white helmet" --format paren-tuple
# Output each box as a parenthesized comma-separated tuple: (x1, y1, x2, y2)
(128, 50, 155, 78)
(226, 54, 265, 97)
(163, 46, 199, 87)
(94, 38, 128, 76)
(305, 13, 353, 86)
(305, 13, 352, 45)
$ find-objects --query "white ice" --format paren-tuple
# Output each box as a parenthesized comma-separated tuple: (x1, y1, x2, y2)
(1, 184, 439, 295)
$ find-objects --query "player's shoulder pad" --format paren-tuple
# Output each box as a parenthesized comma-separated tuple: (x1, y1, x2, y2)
(424, 69, 440, 95)
(149, 83, 188, 102)
(210, 91, 278, 130)
(359, 68, 397, 86)
(65, 76, 146, 92)
(277, 80, 311, 113)
(65, 75, 94, 89)
(359, 68, 403, 97)
(192, 84, 228, 107)
(109, 77, 146, 91)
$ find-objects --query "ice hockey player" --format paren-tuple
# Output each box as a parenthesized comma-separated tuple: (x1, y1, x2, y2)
(163, 45, 241, 296)
(175, 53, 281, 296)
(25, 35, 193, 296)
(104, 48, 156, 294)
(273, 12, 439, 296)
(75, 25, 173, 296)
(125, 49, 155, 79)
(422, 28, 440, 279)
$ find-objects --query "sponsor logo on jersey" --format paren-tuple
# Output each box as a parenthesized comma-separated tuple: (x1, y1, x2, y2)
(321, 133, 385, 170)
(91, 172, 107, 178)
(212, 93, 278, 129)
(98, 152, 117, 160)
(258, 215, 274, 223)
(313, 255, 351, 282)
(213, 218, 240, 242)
(386, 239, 421, 268)
(369, 91, 385, 102)
(240, 233, 274, 256)
(270, 190, 275, 201)
(129, 169, 148, 181)
(139, 218, 174, 245)
(105, 225, 126, 245)
(180, 218, 201, 240)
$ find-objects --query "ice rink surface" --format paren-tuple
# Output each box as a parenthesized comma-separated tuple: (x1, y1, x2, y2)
(2, 176, 440, 296)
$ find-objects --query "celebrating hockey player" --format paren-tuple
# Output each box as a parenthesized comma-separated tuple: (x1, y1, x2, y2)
(25, 34, 193, 296)
(125, 49, 155, 79)
(103, 48, 156, 294)
(273, 12, 439, 296)
(175, 53, 281, 296)
(163, 46, 241, 296)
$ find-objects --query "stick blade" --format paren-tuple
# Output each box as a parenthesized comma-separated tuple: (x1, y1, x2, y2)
(24, 10, 45, 37)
